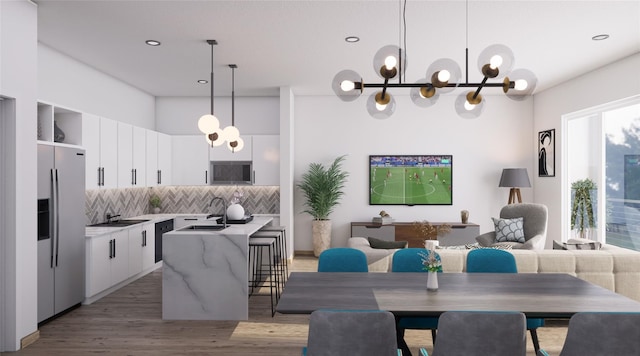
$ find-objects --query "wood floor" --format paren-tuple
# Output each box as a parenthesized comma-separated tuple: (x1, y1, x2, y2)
(4, 257, 569, 355)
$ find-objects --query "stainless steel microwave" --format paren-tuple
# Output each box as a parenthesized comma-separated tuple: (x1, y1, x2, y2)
(210, 161, 253, 185)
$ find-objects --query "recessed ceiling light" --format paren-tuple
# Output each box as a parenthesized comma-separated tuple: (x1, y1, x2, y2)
(345, 36, 360, 43)
(197, 79, 208, 84)
(145, 40, 161, 46)
(592, 34, 609, 41)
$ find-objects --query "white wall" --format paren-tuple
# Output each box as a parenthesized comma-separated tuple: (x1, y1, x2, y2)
(155, 96, 279, 135)
(38, 44, 155, 129)
(533, 53, 640, 246)
(292, 93, 535, 251)
(0, 0, 38, 350)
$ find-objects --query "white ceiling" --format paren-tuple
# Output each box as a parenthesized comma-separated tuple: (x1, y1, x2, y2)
(35, 0, 640, 98)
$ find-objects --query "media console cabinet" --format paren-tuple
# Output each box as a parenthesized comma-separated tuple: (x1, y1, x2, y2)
(351, 221, 480, 248)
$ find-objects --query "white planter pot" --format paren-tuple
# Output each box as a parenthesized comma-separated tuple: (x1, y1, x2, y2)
(226, 204, 245, 220)
(424, 240, 439, 250)
(312, 220, 332, 257)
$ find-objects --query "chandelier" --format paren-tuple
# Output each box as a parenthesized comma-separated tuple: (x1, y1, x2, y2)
(197, 39, 242, 152)
(332, 1, 537, 119)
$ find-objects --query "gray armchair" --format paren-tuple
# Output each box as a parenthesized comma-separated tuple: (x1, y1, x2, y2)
(476, 203, 548, 250)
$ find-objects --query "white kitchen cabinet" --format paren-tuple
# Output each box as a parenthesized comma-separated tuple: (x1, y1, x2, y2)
(208, 135, 253, 161)
(86, 229, 129, 297)
(141, 223, 156, 271)
(127, 225, 143, 277)
(83, 114, 118, 189)
(145, 130, 158, 186)
(252, 135, 280, 185)
(148, 131, 173, 186)
(157, 133, 172, 185)
(37, 101, 83, 145)
(117, 123, 146, 187)
(172, 135, 209, 185)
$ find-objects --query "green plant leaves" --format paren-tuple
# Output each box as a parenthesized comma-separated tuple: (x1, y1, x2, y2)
(298, 155, 349, 220)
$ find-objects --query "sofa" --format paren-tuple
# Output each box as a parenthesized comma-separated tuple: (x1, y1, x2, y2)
(348, 237, 640, 302)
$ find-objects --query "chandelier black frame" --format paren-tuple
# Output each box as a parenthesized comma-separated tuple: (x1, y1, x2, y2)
(332, 2, 537, 119)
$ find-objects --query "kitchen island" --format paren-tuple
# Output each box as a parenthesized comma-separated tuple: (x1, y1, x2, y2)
(162, 216, 272, 320)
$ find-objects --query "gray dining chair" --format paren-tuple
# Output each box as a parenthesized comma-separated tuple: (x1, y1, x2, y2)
(302, 309, 402, 356)
(421, 311, 527, 356)
(537, 312, 640, 356)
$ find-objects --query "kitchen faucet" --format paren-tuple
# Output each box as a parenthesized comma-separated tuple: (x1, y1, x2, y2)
(209, 196, 227, 227)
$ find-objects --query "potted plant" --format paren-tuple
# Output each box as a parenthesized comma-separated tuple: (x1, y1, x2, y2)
(150, 195, 161, 214)
(298, 155, 349, 257)
(571, 178, 597, 238)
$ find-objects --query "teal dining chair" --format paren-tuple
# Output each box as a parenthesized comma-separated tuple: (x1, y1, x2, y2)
(392, 248, 442, 355)
(537, 312, 640, 356)
(466, 248, 544, 354)
(317, 248, 368, 272)
(302, 310, 402, 356)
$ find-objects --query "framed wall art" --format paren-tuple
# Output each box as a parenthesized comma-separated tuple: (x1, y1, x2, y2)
(538, 129, 555, 177)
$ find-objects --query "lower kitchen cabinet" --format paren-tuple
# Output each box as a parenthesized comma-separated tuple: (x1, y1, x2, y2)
(128, 225, 143, 277)
(141, 223, 156, 271)
(86, 230, 129, 297)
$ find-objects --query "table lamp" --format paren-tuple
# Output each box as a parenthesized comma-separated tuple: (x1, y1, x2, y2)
(499, 168, 531, 204)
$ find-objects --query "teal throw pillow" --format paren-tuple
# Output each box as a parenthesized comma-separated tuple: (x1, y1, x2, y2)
(492, 217, 525, 243)
(368, 237, 407, 249)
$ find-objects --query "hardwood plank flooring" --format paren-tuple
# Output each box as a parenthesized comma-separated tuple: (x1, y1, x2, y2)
(3, 257, 568, 355)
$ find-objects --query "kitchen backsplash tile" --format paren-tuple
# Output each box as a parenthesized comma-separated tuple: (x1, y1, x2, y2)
(86, 186, 279, 225)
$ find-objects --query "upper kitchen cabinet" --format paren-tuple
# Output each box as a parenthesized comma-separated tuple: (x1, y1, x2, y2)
(83, 113, 118, 189)
(157, 133, 172, 186)
(117, 123, 146, 187)
(172, 135, 209, 185)
(145, 130, 158, 187)
(252, 135, 280, 186)
(147, 131, 172, 186)
(37, 102, 83, 146)
(209, 135, 253, 161)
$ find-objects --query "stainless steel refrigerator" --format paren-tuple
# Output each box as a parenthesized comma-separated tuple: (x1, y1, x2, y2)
(37, 144, 86, 323)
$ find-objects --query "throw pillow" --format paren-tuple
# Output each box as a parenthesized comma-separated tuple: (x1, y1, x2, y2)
(436, 244, 468, 250)
(368, 237, 407, 249)
(468, 244, 513, 250)
(562, 241, 602, 250)
(492, 217, 525, 243)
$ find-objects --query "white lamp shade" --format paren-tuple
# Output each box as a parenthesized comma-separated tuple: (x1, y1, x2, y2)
(198, 114, 220, 134)
(426, 58, 461, 94)
(505, 68, 538, 100)
(331, 69, 362, 102)
(454, 91, 485, 119)
(366, 92, 395, 119)
(477, 44, 515, 80)
(373, 45, 406, 79)
(222, 125, 240, 142)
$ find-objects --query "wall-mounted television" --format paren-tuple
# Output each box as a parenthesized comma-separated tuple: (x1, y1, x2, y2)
(369, 155, 453, 205)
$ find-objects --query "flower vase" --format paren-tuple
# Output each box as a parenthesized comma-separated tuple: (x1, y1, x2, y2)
(427, 271, 438, 292)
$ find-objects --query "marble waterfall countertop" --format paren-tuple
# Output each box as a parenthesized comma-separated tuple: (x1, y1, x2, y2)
(162, 216, 272, 320)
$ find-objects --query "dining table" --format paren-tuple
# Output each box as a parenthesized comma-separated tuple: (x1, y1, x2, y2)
(277, 272, 640, 317)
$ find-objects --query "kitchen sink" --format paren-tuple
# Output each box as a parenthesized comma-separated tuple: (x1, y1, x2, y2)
(179, 224, 226, 231)
(89, 219, 150, 227)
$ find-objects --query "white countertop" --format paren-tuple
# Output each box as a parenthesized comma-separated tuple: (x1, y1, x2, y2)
(85, 213, 276, 237)
(165, 216, 273, 237)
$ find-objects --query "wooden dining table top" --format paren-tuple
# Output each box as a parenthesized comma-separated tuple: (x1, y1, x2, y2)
(276, 272, 640, 318)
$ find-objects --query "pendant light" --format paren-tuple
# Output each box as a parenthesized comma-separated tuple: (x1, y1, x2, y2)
(225, 64, 243, 153)
(198, 39, 225, 147)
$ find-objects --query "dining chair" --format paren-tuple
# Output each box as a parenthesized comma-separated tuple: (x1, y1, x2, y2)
(317, 247, 368, 272)
(392, 248, 442, 355)
(419, 311, 527, 356)
(537, 312, 640, 356)
(302, 310, 402, 356)
(466, 248, 544, 353)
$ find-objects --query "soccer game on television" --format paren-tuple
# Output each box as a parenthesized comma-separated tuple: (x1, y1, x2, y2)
(369, 155, 453, 205)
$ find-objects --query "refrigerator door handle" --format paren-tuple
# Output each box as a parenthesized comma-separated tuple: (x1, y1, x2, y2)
(49, 169, 55, 268)
(54, 169, 60, 267)
(158, 170, 161, 185)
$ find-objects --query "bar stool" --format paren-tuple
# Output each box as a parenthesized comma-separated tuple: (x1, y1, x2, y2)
(249, 230, 287, 292)
(258, 225, 289, 281)
(248, 236, 279, 317)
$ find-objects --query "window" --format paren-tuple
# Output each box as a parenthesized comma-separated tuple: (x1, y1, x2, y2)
(564, 96, 640, 251)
